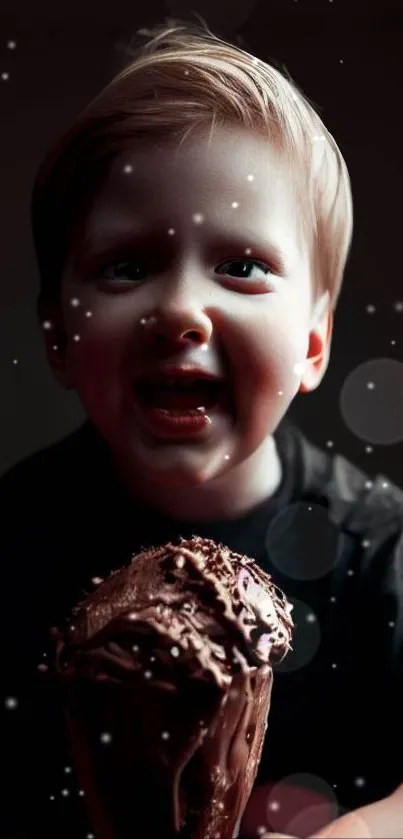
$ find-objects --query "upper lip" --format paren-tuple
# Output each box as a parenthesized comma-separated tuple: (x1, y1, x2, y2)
(134, 366, 224, 384)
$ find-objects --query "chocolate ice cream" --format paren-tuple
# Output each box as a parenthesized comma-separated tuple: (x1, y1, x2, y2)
(57, 537, 293, 839)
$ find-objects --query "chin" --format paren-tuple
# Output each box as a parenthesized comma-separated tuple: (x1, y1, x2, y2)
(140, 446, 233, 491)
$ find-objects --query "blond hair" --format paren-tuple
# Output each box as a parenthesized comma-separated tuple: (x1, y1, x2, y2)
(31, 18, 353, 307)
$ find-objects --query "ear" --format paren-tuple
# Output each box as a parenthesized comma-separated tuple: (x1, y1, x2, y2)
(299, 292, 333, 394)
(36, 293, 75, 390)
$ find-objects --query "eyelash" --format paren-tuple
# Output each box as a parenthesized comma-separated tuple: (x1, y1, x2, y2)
(98, 257, 275, 286)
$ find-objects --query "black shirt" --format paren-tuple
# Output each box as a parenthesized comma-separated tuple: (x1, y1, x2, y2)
(0, 419, 402, 837)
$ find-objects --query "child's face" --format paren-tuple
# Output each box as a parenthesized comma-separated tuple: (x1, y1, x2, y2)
(49, 124, 330, 490)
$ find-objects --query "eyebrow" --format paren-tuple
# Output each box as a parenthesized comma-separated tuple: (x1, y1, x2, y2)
(72, 225, 293, 275)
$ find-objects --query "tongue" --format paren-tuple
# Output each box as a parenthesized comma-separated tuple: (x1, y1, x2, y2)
(138, 381, 222, 411)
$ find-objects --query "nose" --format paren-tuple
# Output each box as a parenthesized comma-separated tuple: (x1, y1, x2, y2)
(144, 301, 214, 348)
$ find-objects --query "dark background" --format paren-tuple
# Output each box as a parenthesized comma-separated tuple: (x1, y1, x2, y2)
(1, 0, 402, 484)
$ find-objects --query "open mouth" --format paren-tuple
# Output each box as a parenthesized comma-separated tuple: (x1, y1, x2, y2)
(134, 378, 228, 413)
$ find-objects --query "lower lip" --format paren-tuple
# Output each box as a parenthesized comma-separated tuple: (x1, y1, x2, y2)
(132, 400, 215, 438)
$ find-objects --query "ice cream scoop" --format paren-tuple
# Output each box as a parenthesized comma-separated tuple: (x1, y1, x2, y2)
(56, 536, 293, 839)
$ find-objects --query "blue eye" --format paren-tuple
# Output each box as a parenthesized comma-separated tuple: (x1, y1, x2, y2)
(216, 259, 272, 280)
(102, 260, 145, 282)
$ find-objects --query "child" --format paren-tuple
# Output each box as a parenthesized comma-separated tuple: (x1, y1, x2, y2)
(1, 18, 402, 839)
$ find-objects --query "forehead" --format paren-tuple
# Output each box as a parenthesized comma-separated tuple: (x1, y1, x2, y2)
(77, 125, 304, 259)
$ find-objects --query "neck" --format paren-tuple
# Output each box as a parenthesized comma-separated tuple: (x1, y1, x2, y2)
(116, 435, 282, 522)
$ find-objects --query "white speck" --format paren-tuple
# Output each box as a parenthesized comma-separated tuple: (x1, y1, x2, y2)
(278, 390, 283, 396)
(140, 317, 147, 326)
(144, 670, 152, 679)
(85, 310, 93, 318)
(1, 72, 10, 81)
(7, 41, 17, 49)
(389, 621, 395, 628)
(394, 301, 403, 313)
(196, 406, 206, 414)
(100, 732, 112, 744)
(61, 788, 70, 797)
(73, 334, 81, 342)
(200, 342, 208, 351)
(244, 247, 252, 255)
(347, 569, 354, 576)
(382, 481, 389, 489)
(365, 480, 373, 490)
(231, 202, 239, 209)
(42, 320, 53, 330)
(365, 446, 373, 454)
(91, 576, 103, 586)
(5, 696, 18, 709)
(87, 834, 95, 839)
(52, 345, 59, 351)
(224, 454, 230, 460)
(391, 339, 396, 346)
(268, 800, 280, 811)
(308, 505, 312, 511)
(306, 612, 316, 623)
(64, 766, 72, 774)
(150, 656, 156, 663)
(332, 663, 337, 669)
(330, 596, 336, 603)
(13, 358, 18, 364)
(132, 645, 139, 653)
(168, 227, 175, 236)
(49, 794, 55, 800)
(161, 731, 170, 740)
(340, 58, 344, 64)
(247, 174, 254, 182)
(192, 213, 204, 225)
(176, 556, 185, 569)
(218, 801, 225, 810)
(128, 612, 137, 620)
(354, 777, 366, 787)
(70, 297, 80, 307)
(293, 361, 305, 377)
(326, 440, 334, 448)
(361, 540, 371, 549)
(170, 646, 180, 658)
(366, 304, 376, 314)
(257, 828, 267, 837)
(184, 69, 189, 75)
(123, 164, 133, 174)
(366, 381, 375, 390)
(78, 789, 85, 796)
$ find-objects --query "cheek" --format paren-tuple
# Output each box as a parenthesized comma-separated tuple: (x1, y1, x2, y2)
(62, 296, 136, 390)
(227, 299, 310, 394)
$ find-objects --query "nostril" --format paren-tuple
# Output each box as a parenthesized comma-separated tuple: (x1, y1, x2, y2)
(182, 330, 203, 342)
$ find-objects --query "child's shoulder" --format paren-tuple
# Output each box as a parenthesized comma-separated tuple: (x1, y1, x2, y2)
(0, 421, 95, 507)
(279, 420, 403, 542)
